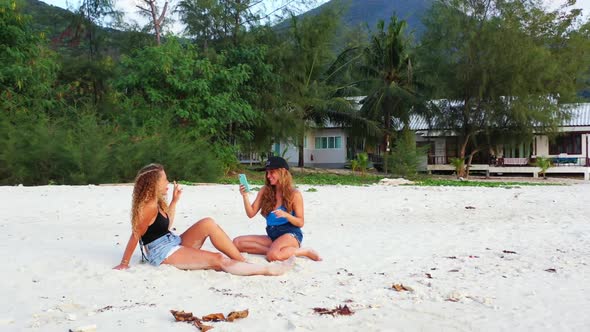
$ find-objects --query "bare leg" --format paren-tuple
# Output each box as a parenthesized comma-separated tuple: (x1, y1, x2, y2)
(221, 256, 295, 276)
(180, 217, 245, 261)
(162, 247, 294, 276)
(293, 247, 322, 261)
(267, 235, 322, 261)
(233, 235, 273, 255)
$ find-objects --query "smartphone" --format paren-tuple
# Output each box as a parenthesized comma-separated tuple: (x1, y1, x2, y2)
(238, 174, 250, 192)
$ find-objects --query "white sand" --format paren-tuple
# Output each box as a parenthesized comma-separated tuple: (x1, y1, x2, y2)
(1, 183, 589, 331)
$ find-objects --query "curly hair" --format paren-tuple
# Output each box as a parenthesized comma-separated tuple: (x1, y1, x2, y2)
(260, 168, 295, 217)
(131, 163, 168, 238)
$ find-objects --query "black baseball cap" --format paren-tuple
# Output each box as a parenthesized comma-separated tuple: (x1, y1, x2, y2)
(265, 156, 289, 170)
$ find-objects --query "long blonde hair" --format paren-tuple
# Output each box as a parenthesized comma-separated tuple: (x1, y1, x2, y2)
(131, 163, 168, 237)
(260, 168, 295, 217)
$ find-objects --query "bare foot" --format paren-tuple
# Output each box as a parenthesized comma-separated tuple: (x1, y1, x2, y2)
(267, 256, 295, 276)
(296, 248, 322, 261)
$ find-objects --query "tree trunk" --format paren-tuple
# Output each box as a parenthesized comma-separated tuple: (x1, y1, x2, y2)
(465, 149, 480, 179)
(143, 0, 168, 46)
(383, 110, 391, 173)
(298, 136, 304, 168)
(458, 133, 472, 177)
(233, 0, 241, 46)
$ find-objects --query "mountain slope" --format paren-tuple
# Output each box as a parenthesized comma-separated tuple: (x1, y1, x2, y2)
(293, 0, 434, 36)
(21, 0, 75, 38)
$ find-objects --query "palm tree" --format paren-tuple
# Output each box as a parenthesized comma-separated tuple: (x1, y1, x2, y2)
(279, 6, 379, 167)
(534, 156, 552, 180)
(355, 16, 421, 173)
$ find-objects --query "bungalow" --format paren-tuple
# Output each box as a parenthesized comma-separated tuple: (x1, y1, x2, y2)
(272, 124, 350, 168)
(248, 99, 590, 179)
(268, 96, 366, 168)
(414, 103, 590, 179)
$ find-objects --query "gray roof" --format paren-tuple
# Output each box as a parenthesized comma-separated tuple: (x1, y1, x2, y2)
(408, 102, 590, 130)
(408, 115, 431, 131)
(563, 103, 590, 127)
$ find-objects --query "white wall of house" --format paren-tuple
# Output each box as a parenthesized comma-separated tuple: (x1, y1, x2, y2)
(276, 128, 348, 167)
(308, 128, 347, 166)
(535, 135, 550, 156)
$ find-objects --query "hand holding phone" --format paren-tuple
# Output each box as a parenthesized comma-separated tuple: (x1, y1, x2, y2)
(238, 174, 250, 192)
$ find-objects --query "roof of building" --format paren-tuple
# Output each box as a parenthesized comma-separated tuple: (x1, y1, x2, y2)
(408, 102, 590, 131)
(562, 103, 590, 127)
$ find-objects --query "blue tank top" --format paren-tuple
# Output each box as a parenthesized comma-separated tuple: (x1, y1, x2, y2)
(265, 205, 295, 226)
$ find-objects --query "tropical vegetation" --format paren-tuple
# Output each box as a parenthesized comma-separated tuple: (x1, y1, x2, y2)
(1, 0, 589, 185)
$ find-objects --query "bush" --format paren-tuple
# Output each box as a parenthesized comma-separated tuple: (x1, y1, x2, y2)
(533, 156, 552, 179)
(0, 111, 224, 185)
(449, 157, 466, 177)
(0, 112, 74, 185)
(351, 152, 369, 174)
(386, 129, 427, 177)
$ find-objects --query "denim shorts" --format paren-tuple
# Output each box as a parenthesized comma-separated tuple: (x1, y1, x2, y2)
(266, 223, 303, 245)
(144, 233, 183, 266)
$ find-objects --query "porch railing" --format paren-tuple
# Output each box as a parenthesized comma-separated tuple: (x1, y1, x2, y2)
(549, 157, 588, 167)
(425, 156, 589, 167)
(236, 151, 272, 164)
(428, 155, 450, 165)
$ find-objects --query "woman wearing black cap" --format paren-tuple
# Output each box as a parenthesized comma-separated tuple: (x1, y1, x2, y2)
(233, 156, 321, 262)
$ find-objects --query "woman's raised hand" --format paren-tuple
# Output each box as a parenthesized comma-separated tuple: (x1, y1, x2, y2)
(239, 184, 249, 197)
(172, 181, 183, 203)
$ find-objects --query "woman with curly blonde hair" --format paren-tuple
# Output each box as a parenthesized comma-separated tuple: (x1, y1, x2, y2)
(234, 157, 321, 262)
(114, 163, 293, 276)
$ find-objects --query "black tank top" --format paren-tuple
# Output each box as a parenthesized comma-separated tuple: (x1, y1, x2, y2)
(141, 210, 171, 245)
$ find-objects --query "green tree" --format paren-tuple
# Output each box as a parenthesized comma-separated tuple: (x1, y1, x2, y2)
(114, 38, 259, 141)
(332, 14, 422, 173)
(418, 0, 590, 177)
(53, 0, 121, 106)
(358, 16, 421, 173)
(0, 0, 59, 113)
(279, 6, 370, 167)
(387, 128, 427, 177)
(177, 0, 225, 49)
(177, 0, 316, 49)
(223, 40, 286, 159)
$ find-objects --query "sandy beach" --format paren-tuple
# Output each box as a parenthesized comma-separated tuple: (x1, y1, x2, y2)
(1, 182, 589, 331)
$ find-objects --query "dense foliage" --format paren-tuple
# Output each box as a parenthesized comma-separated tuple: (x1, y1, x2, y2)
(1, 0, 589, 185)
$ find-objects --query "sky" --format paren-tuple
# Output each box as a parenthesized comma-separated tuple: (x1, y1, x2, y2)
(40, 0, 590, 34)
(39, 0, 329, 33)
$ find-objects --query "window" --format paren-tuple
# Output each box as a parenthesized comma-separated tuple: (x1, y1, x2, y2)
(549, 133, 581, 155)
(315, 136, 342, 149)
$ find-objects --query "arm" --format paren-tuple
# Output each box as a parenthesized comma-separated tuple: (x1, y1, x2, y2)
(113, 202, 157, 270)
(241, 185, 265, 218)
(168, 181, 182, 228)
(272, 191, 304, 227)
(113, 233, 139, 270)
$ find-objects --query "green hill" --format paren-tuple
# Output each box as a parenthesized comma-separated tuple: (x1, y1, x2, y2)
(20, 0, 75, 38)
(280, 0, 433, 38)
(19, 0, 152, 56)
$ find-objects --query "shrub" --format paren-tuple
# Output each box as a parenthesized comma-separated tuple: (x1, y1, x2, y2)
(387, 129, 427, 177)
